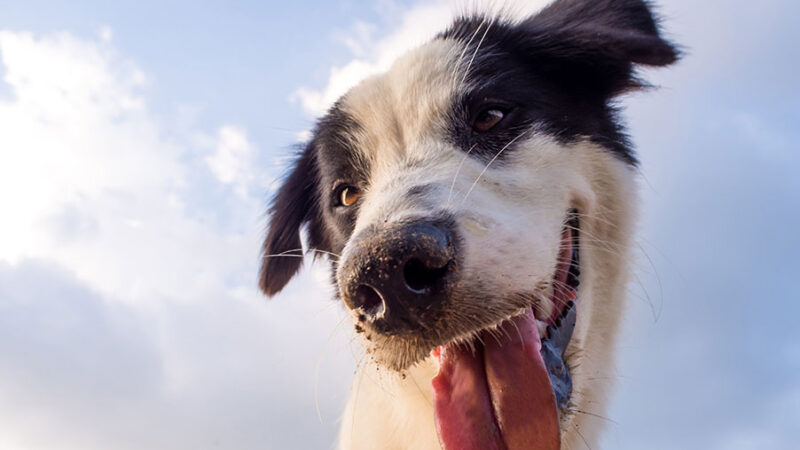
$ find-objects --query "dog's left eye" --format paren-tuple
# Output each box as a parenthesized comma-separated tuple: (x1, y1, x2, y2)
(336, 185, 362, 207)
(472, 107, 507, 132)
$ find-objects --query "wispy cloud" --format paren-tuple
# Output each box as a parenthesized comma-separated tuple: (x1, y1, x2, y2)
(292, 0, 549, 117)
(0, 28, 353, 449)
(0, 28, 265, 303)
(205, 125, 256, 197)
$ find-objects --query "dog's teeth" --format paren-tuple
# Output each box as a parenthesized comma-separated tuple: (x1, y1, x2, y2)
(564, 301, 576, 316)
(567, 272, 580, 288)
(536, 319, 548, 338)
(569, 265, 580, 278)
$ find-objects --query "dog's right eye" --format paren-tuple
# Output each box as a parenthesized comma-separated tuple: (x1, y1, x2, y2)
(335, 185, 361, 207)
(472, 106, 511, 132)
(473, 109, 504, 132)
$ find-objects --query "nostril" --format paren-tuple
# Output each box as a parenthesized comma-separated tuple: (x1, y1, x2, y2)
(353, 285, 385, 319)
(403, 258, 451, 293)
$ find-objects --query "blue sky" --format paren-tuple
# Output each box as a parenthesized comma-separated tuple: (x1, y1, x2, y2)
(0, 1, 798, 449)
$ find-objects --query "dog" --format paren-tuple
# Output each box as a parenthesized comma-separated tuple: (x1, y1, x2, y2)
(260, 0, 678, 448)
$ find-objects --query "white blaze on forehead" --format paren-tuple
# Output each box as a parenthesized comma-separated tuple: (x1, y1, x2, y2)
(339, 38, 464, 167)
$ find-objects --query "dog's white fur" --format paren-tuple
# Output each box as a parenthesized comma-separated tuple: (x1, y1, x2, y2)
(332, 39, 639, 450)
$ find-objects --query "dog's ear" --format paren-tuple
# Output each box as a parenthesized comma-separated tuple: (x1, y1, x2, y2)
(259, 144, 319, 297)
(522, 0, 680, 97)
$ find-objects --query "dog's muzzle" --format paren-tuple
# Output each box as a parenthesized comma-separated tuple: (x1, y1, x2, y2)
(338, 220, 458, 336)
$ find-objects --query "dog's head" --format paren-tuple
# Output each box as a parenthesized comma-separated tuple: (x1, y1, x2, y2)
(261, 0, 677, 437)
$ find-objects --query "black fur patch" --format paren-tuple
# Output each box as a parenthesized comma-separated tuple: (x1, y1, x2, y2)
(259, 145, 318, 297)
(439, 0, 679, 165)
(259, 105, 364, 296)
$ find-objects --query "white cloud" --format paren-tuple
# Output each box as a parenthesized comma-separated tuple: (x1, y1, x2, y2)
(205, 125, 256, 197)
(0, 28, 355, 449)
(0, 30, 165, 267)
(0, 29, 264, 305)
(0, 259, 353, 450)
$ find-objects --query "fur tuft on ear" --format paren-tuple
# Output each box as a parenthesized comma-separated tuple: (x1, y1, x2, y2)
(523, 0, 680, 96)
(259, 145, 319, 297)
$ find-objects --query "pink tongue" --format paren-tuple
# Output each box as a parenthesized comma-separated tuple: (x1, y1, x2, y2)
(432, 309, 560, 450)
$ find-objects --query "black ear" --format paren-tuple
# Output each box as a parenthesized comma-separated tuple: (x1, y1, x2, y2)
(259, 145, 319, 297)
(524, 0, 680, 96)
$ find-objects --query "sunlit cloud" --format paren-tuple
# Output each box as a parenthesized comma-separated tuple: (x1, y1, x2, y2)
(0, 27, 353, 450)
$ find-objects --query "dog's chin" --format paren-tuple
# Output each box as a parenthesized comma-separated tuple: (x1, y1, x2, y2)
(359, 291, 544, 372)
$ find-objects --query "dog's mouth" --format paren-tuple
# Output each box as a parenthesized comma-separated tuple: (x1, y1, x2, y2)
(431, 213, 580, 448)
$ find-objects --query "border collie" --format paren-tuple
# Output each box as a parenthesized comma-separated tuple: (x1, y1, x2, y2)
(260, 0, 678, 448)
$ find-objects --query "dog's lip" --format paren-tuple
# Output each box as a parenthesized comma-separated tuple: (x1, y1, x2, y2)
(433, 211, 581, 350)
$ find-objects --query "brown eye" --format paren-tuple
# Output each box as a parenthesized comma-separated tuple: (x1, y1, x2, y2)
(339, 186, 361, 207)
(472, 108, 506, 132)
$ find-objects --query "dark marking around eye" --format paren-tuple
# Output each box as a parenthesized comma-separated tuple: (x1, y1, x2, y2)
(437, 10, 679, 166)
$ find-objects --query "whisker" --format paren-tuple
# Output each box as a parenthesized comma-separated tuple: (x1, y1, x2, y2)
(459, 129, 530, 207)
(262, 248, 341, 260)
(446, 143, 478, 206)
(349, 354, 368, 442)
(307, 249, 343, 259)
(262, 254, 305, 259)
(408, 371, 433, 407)
(574, 423, 592, 450)
(314, 314, 350, 424)
(573, 409, 619, 425)
(460, 18, 494, 86)
(451, 16, 487, 89)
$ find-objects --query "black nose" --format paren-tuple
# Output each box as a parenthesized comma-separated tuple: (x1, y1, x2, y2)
(339, 220, 458, 335)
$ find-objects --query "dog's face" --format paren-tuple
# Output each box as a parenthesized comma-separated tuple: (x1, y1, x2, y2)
(261, 0, 677, 441)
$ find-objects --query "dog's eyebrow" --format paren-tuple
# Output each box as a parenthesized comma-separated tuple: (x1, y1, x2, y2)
(406, 184, 436, 200)
(316, 105, 361, 152)
(314, 104, 371, 181)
